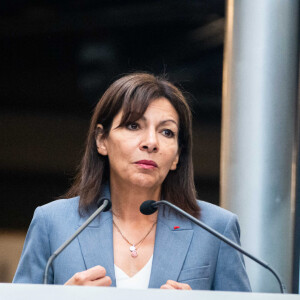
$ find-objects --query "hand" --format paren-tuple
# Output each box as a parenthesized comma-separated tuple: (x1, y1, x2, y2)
(160, 280, 192, 290)
(64, 265, 112, 286)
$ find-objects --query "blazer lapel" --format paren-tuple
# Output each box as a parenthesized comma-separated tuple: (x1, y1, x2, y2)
(148, 207, 194, 288)
(76, 210, 116, 287)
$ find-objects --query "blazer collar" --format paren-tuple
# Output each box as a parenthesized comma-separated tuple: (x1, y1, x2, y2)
(148, 205, 194, 288)
(77, 210, 116, 286)
(76, 183, 116, 286)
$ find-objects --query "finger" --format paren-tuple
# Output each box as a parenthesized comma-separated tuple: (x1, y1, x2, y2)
(166, 280, 192, 290)
(80, 265, 106, 281)
(166, 280, 180, 289)
(178, 283, 192, 290)
(85, 276, 112, 287)
(160, 283, 176, 289)
(67, 266, 107, 285)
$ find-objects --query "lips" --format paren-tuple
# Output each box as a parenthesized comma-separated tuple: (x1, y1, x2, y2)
(135, 160, 158, 169)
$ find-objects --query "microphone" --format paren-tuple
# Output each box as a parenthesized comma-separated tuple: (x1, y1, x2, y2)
(43, 198, 112, 284)
(140, 200, 286, 293)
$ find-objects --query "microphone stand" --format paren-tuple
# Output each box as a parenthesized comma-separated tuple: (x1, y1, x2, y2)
(149, 200, 286, 293)
(43, 199, 111, 284)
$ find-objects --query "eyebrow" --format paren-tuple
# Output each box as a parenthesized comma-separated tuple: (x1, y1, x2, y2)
(140, 116, 178, 128)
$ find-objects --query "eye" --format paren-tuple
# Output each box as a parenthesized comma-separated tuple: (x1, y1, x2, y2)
(162, 129, 175, 138)
(126, 122, 139, 130)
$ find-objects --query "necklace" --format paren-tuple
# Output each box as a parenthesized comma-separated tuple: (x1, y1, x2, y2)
(112, 218, 156, 258)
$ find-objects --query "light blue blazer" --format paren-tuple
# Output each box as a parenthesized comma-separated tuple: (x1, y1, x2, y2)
(13, 193, 251, 291)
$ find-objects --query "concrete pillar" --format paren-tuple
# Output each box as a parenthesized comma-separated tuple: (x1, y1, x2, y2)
(221, 0, 299, 292)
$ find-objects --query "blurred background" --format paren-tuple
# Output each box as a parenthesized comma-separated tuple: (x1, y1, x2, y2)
(0, 0, 225, 282)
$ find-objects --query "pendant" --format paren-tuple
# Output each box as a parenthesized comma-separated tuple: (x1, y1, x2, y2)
(130, 245, 138, 258)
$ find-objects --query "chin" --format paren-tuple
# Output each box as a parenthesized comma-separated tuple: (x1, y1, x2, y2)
(129, 174, 162, 189)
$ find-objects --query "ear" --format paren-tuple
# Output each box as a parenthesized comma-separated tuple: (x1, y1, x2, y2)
(170, 152, 179, 171)
(95, 124, 108, 156)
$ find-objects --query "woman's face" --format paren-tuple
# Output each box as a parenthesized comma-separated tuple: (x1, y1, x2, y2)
(96, 97, 179, 190)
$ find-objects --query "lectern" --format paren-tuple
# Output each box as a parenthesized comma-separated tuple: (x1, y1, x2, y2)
(1, 284, 300, 300)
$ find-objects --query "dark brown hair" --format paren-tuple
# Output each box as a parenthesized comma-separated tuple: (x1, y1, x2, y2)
(64, 72, 200, 217)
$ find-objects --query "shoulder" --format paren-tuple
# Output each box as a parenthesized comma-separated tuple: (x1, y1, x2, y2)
(34, 196, 81, 229)
(38, 196, 80, 214)
(159, 200, 239, 234)
(196, 200, 239, 234)
(197, 200, 236, 220)
(13, 196, 81, 284)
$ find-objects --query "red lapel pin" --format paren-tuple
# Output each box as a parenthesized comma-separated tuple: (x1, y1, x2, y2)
(174, 226, 180, 230)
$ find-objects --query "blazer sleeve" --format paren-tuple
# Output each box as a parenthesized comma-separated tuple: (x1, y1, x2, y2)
(13, 206, 53, 284)
(212, 214, 252, 291)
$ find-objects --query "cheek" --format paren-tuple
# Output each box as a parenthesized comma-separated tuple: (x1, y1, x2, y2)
(107, 141, 132, 163)
(161, 148, 178, 167)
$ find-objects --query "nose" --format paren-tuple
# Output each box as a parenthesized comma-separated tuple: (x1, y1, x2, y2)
(139, 128, 159, 153)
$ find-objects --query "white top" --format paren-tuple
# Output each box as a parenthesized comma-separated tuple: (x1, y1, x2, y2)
(114, 255, 153, 289)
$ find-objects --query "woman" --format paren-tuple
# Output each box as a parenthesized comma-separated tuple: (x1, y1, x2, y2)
(13, 73, 251, 291)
